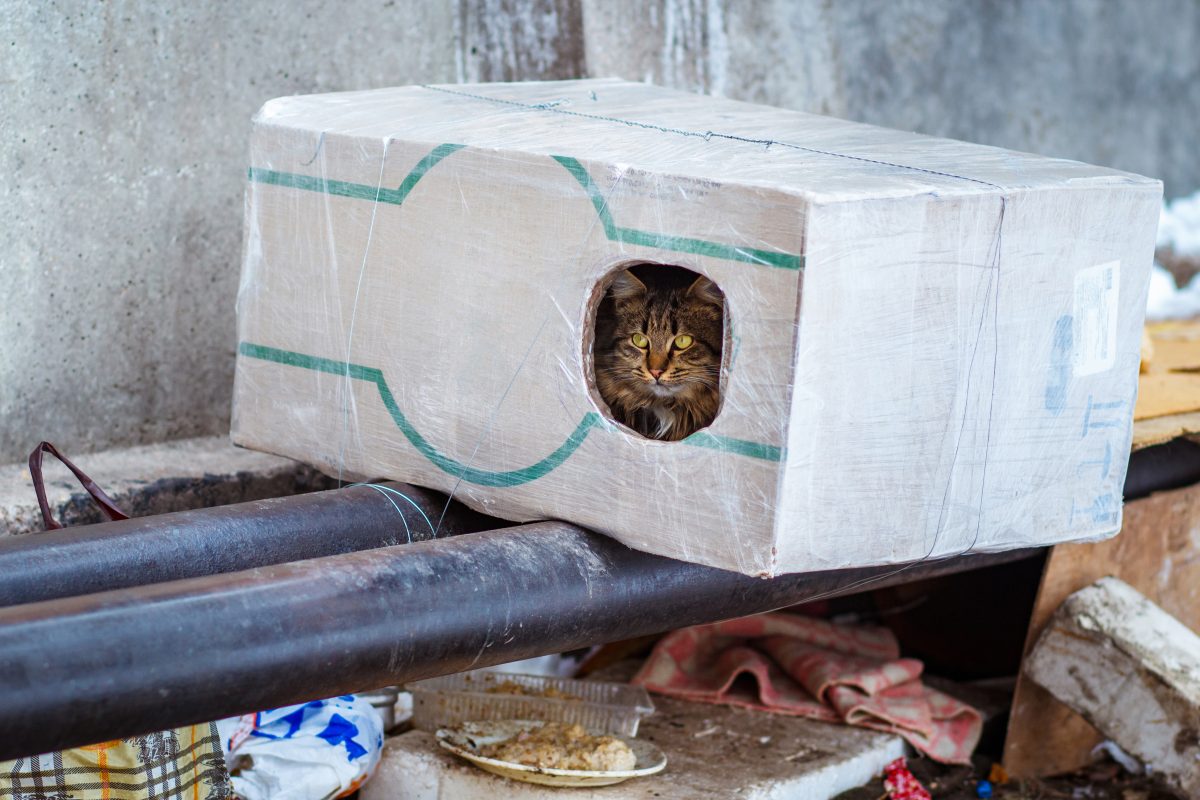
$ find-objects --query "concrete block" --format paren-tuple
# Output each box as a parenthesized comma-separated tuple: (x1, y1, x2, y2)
(1024, 577, 1200, 798)
(362, 694, 904, 800)
(0, 435, 333, 535)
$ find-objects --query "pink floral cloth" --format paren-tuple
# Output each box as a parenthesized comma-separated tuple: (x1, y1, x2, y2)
(632, 612, 981, 764)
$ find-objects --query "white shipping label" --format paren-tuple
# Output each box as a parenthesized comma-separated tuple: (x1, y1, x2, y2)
(1073, 261, 1120, 376)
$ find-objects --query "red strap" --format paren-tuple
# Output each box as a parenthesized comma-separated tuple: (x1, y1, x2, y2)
(28, 442, 129, 531)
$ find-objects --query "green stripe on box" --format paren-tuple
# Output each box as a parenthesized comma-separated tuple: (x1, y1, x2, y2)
(247, 143, 803, 271)
(551, 155, 803, 270)
(682, 431, 784, 462)
(247, 142, 466, 206)
(238, 342, 783, 486)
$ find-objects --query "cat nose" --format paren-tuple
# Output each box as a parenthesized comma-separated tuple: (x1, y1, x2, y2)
(649, 368, 663, 379)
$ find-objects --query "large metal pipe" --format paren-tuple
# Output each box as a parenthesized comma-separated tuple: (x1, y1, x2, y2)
(0, 436, 1186, 757)
(0, 482, 498, 606)
(1, 434, 1187, 609)
(1124, 438, 1200, 501)
(0, 520, 1036, 759)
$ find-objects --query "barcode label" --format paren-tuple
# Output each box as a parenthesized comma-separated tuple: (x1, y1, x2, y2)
(1073, 261, 1120, 376)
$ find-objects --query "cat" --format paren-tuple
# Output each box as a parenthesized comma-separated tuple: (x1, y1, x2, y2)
(594, 267, 724, 441)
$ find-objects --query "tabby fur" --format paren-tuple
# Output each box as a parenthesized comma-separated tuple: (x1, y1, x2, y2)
(594, 267, 724, 441)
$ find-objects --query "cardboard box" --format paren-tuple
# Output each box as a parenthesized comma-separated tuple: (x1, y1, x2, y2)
(232, 79, 1160, 576)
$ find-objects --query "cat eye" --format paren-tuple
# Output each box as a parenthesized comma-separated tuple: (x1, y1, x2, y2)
(673, 334, 694, 350)
(630, 333, 649, 348)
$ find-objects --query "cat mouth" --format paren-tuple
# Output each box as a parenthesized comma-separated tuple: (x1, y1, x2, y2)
(645, 381, 679, 397)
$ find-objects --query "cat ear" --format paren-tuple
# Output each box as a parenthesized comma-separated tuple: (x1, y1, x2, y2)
(686, 275, 723, 307)
(609, 270, 647, 304)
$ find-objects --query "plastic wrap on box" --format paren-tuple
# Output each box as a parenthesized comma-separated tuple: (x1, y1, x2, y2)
(232, 78, 1161, 577)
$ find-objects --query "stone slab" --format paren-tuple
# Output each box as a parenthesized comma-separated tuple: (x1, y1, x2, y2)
(362, 694, 904, 800)
(0, 435, 333, 535)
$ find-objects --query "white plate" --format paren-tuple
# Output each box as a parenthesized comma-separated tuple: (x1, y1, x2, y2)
(436, 720, 667, 787)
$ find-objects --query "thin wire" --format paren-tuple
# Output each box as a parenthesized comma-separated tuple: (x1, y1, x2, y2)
(765, 196, 1008, 606)
(351, 482, 437, 539)
(431, 314, 553, 536)
(347, 482, 414, 544)
(431, 167, 624, 537)
(336, 140, 392, 487)
(418, 84, 1006, 191)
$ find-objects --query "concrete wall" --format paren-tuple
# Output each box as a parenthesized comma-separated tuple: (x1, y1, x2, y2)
(2, 0, 1197, 463)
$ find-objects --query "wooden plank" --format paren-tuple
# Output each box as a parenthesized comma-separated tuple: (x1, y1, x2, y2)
(1002, 480, 1200, 777)
(1132, 412, 1200, 450)
(1130, 320, 1200, 443)
(1134, 371, 1200, 420)
(1143, 325, 1200, 372)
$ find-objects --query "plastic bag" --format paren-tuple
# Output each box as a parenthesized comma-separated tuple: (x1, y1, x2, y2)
(220, 696, 384, 800)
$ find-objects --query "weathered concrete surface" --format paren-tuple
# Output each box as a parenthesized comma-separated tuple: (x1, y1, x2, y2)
(459, 0, 585, 82)
(1025, 577, 1200, 798)
(4, 0, 1199, 463)
(363, 694, 905, 800)
(0, 1, 460, 463)
(0, 435, 333, 535)
(582, 0, 1200, 199)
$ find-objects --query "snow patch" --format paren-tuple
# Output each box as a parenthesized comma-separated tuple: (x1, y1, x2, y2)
(1147, 189, 1200, 321)
(1158, 189, 1200, 257)
(1145, 264, 1200, 321)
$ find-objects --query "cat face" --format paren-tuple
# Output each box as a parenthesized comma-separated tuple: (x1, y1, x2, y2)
(594, 268, 724, 440)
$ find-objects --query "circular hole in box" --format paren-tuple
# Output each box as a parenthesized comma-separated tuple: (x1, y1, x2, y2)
(584, 262, 730, 442)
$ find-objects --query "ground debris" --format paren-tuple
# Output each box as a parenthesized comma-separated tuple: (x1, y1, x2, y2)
(833, 755, 1177, 800)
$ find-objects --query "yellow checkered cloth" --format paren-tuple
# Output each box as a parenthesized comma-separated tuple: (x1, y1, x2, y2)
(0, 725, 230, 800)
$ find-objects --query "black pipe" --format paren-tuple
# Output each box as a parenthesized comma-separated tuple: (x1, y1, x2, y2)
(0, 482, 498, 606)
(0, 520, 1036, 759)
(1, 435, 1188, 610)
(0, 435, 1187, 757)
(1124, 438, 1200, 501)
